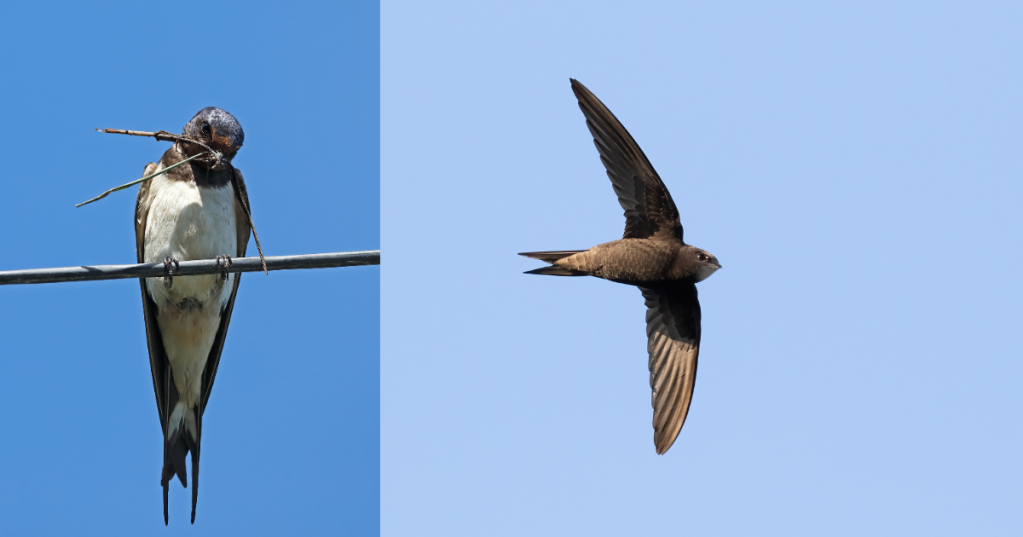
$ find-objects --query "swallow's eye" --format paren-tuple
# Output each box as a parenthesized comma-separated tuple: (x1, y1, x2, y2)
(698, 253, 709, 261)
(200, 122, 211, 135)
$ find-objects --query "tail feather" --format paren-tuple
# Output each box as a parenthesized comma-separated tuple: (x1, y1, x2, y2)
(191, 411, 202, 524)
(162, 399, 202, 525)
(520, 250, 588, 276)
(524, 266, 587, 276)
(518, 250, 584, 263)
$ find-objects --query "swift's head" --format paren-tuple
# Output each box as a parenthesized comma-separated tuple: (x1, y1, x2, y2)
(180, 107, 244, 170)
(689, 247, 722, 282)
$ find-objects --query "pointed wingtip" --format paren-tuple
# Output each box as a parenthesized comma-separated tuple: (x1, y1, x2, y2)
(191, 445, 200, 524)
(655, 436, 676, 455)
(163, 481, 169, 525)
(570, 79, 585, 97)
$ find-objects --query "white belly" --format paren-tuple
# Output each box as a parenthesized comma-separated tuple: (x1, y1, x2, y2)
(143, 170, 238, 407)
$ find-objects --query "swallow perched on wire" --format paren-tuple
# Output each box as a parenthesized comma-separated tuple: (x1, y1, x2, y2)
(521, 80, 721, 454)
(135, 107, 252, 523)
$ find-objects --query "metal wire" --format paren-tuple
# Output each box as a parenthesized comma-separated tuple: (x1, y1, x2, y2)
(0, 250, 379, 286)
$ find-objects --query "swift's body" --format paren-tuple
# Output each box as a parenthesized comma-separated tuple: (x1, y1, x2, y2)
(521, 80, 721, 454)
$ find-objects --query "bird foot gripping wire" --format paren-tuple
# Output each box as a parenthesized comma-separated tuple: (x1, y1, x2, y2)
(163, 257, 179, 287)
(216, 255, 233, 281)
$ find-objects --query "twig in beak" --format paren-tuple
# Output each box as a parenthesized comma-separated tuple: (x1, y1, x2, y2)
(92, 127, 267, 273)
(76, 152, 208, 208)
(231, 177, 268, 274)
(95, 128, 217, 156)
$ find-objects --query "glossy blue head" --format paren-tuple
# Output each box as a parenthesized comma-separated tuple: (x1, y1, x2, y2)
(181, 107, 244, 170)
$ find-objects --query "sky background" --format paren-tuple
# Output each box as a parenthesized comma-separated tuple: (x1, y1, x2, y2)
(382, 1, 1022, 535)
(0, 2, 378, 535)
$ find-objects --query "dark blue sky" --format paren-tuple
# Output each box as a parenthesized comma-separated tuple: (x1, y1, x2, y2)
(0, 2, 379, 535)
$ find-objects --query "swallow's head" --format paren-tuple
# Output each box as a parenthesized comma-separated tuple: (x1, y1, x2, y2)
(691, 247, 722, 282)
(181, 107, 244, 170)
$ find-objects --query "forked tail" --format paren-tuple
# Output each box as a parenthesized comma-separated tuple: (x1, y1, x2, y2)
(162, 400, 202, 525)
(518, 250, 587, 276)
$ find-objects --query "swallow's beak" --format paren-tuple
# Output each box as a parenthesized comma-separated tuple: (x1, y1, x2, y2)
(209, 150, 227, 170)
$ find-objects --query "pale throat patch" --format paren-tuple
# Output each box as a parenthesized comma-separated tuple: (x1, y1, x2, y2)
(693, 264, 719, 283)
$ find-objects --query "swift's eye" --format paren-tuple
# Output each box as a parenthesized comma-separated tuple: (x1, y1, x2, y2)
(200, 122, 211, 135)
(698, 253, 709, 261)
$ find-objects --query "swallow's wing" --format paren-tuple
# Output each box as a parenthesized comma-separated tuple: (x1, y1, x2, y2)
(640, 283, 701, 454)
(571, 79, 683, 242)
(198, 167, 251, 413)
(136, 162, 172, 434)
(180, 167, 251, 523)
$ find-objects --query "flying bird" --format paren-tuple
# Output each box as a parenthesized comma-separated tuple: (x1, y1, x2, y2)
(520, 79, 721, 454)
(135, 107, 252, 523)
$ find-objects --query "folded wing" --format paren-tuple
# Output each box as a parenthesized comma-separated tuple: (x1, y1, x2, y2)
(135, 159, 251, 524)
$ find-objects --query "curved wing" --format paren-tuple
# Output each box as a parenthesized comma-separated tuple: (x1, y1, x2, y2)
(640, 283, 701, 454)
(199, 167, 251, 412)
(571, 79, 683, 243)
(136, 162, 171, 432)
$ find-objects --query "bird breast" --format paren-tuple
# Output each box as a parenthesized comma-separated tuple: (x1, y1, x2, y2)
(143, 171, 238, 308)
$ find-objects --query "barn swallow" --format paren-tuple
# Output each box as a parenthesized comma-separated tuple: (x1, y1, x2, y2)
(520, 79, 721, 455)
(135, 107, 252, 523)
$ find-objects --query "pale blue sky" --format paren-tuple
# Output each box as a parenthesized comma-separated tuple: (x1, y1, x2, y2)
(382, 1, 1022, 535)
(0, 2, 378, 535)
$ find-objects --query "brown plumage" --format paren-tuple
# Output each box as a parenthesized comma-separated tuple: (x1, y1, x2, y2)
(520, 79, 721, 454)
